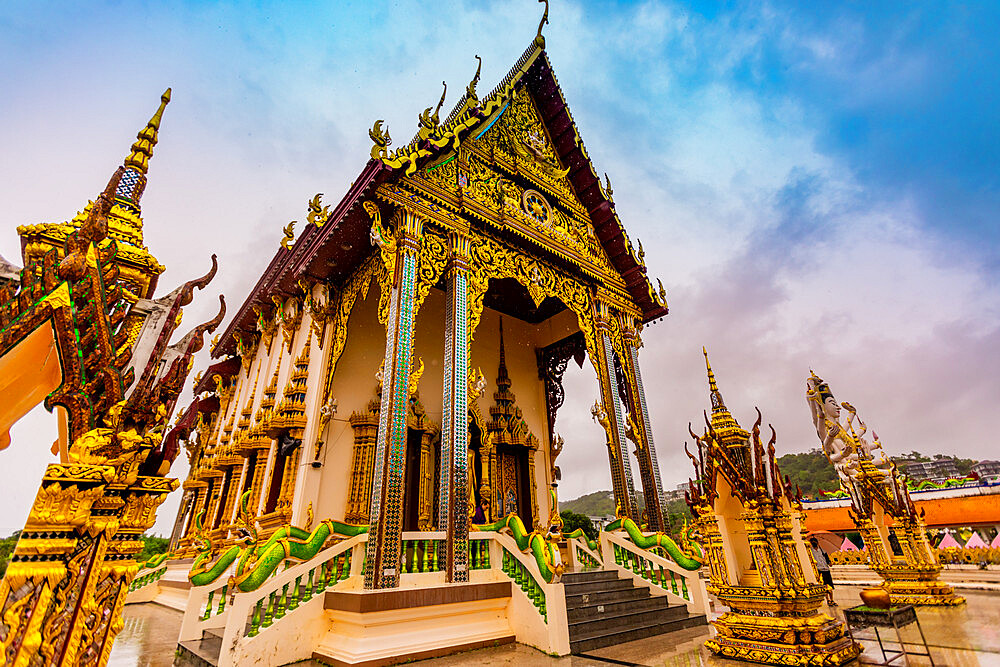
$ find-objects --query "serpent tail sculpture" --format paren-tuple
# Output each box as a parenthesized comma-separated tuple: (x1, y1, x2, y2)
(188, 508, 245, 586)
(604, 517, 704, 571)
(188, 491, 368, 590)
(474, 513, 564, 583)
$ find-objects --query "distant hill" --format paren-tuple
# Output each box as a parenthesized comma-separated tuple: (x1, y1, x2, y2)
(561, 490, 614, 516)
(777, 450, 840, 497)
(561, 490, 645, 516)
(777, 449, 980, 498)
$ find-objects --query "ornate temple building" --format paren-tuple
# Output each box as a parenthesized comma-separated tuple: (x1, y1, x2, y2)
(170, 20, 672, 580)
(139, 13, 726, 665)
(0, 91, 223, 666)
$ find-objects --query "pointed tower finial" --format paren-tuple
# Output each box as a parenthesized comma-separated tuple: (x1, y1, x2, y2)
(703, 347, 718, 392)
(701, 347, 748, 446)
(125, 88, 170, 176)
(497, 316, 510, 385)
(535, 0, 549, 48)
(703, 347, 726, 412)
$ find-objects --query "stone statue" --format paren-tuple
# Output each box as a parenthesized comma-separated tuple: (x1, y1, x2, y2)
(805, 372, 862, 483)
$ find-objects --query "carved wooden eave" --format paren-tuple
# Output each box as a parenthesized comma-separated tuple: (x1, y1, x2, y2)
(193, 356, 241, 394)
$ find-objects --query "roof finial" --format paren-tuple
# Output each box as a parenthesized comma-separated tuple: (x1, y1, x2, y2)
(433, 80, 447, 120)
(466, 55, 482, 104)
(418, 81, 448, 135)
(125, 88, 171, 176)
(703, 347, 718, 394)
(535, 0, 549, 48)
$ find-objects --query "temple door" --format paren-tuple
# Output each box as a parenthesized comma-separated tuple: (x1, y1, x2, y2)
(497, 446, 531, 523)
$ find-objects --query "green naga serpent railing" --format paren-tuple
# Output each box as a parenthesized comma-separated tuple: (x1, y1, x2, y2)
(128, 562, 168, 593)
(603, 517, 705, 571)
(180, 531, 501, 667)
(600, 517, 709, 615)
(472, 513, 567, 625)
(187, 491, 369, 591)
(473, 513, 564, 583)
(568, 535, 602, 570)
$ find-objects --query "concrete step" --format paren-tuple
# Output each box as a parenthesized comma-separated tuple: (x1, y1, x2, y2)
(569, 612, 708, 654)
(568, 603, 688, 640)
(565, 585, 650, 608)
(566, 594, 670, 623)
(176, 637, 221, 667)
(560, 570, 620, 584)
(562, 578, 635, 595)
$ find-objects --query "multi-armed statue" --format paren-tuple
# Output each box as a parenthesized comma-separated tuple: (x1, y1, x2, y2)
(806, 372, 963, 606)
(686, 352, 859, 665)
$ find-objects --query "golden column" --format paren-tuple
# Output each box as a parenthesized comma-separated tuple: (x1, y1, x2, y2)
(364, 207, 423, 589)
(619, 321, 667, 530)
(591, 301, 639, 520)
(438, 231, 471, 582)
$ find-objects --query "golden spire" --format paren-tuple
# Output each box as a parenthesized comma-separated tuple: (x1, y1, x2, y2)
(701, 347, 748, 447)
(124, 88, 171, 175)
(703, 346, 721, 403)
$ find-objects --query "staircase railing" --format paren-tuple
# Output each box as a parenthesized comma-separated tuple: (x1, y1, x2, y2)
(129, 563, 167, 592)
(124, 562, 169, 604)
(567, 535, 602, 570)
(475, 529, 570, 655)
(600, 530, 709, 615)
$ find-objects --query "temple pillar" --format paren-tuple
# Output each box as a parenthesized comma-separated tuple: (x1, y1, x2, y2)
(592, 301, 638, 520)
(620, 323, 667, 530)
(364, 209, 423, 589)
(438, 231, 471, 582)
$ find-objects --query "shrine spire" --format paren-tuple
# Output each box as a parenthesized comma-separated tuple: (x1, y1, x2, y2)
(125, 88, 171, 176)
(702, 347, 749, 447)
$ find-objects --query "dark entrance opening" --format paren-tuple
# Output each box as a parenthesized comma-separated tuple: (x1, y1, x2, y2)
(403, 427, 423, 531)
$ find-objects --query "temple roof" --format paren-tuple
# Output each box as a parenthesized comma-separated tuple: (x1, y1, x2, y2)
(214, 38, 668, 357)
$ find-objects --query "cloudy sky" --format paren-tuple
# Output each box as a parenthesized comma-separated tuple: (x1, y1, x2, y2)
(1, 1, 998, 536)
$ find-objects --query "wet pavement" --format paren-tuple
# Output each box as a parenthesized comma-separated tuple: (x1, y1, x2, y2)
(108, 603, 184, 667)
(111, 585, 1000, 666)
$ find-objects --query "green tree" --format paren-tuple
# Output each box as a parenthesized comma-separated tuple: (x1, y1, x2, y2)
(0, 531, 21, 578)
(135, 534, 170, 565)
(560, 510, 598, 541)
(776, 450, 839, 498)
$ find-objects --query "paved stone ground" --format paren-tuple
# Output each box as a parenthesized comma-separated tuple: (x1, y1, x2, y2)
(111, 585, 1000, 666)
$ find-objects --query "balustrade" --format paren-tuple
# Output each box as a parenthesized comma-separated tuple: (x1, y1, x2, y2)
(600, 530, 707, 615)
(128, 564, 167, 592)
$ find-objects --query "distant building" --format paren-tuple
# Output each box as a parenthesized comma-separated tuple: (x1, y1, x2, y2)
(972, 460, 1000, 483)
(587, 515, 616, 530)
(898, 457, 962, 482)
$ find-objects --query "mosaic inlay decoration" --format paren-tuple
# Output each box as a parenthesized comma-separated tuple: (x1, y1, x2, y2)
(602, 332, 638, 515)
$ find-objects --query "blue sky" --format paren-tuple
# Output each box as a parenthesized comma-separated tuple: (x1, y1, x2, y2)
(1, 1, 998, 535)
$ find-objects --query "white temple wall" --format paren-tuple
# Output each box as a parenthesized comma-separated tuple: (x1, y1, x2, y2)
(312, 282, 385, 522)
(291, 310, 328, 527)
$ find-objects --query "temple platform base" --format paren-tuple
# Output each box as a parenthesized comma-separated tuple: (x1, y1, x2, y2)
(883, 579, 965, 606)
(707, 611, 861, 666)
(311, 581, 515, 667)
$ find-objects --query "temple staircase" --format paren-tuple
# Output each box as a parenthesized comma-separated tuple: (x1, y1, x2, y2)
(563, 570, 706, 653)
